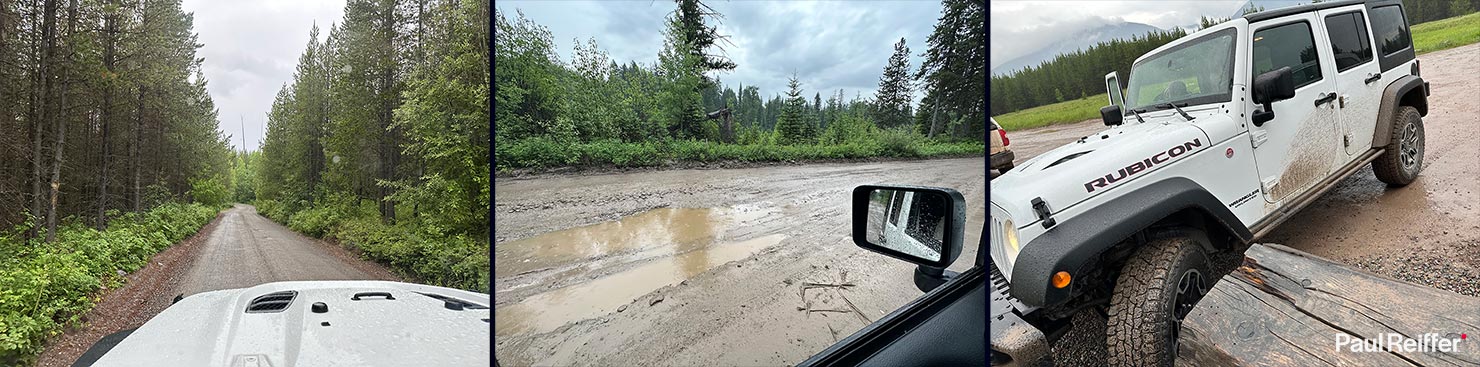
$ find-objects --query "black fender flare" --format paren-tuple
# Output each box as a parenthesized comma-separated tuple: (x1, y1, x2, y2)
(1008, 177, 1251, 307)
(1372, 75, 1428, 148)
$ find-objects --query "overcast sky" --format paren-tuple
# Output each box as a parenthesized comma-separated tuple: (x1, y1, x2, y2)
(499, 1, 941, 109)
(991, 1, 1246, 68)
(183, 0, 346, 152)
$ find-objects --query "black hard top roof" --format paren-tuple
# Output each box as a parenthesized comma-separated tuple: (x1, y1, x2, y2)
(1242, 0, 1400, 23)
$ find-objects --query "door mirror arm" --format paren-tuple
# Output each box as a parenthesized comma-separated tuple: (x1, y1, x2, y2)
(913, 266, 959, 293)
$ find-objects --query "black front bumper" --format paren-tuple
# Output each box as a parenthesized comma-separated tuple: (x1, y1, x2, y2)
(991, 150, 1016, 170)
(990, 263, 1048, 366)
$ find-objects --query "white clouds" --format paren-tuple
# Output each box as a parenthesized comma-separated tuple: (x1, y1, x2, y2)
(182, 0, 345, 151)
(500, 0, 940, 107)
(990, 0, 1245, 68)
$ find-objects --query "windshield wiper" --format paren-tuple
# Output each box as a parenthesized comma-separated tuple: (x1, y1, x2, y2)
(1157, 103, 1196, 121)
(1126, 108, 1146, 123)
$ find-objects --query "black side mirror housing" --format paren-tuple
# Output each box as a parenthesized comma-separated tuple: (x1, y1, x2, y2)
(1100, 105, 1123, 126)
(851, 185, 966, 292)
(1251, 66, 1295, 126)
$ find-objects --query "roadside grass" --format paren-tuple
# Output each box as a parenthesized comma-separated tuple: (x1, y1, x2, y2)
(494, 135, 986, 172)
(992, 93, 1107, 131)
(1412, 11, 1480, 55)
(992, 12, 1480, 131)
(0, 203, 218, 365)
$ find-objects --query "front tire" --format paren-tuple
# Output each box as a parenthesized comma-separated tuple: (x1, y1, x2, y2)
(1105, 234, 1211, 367)
(1373, 106, 1424, 186)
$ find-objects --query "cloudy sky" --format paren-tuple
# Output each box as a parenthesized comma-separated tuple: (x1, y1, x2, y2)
(990, 0, 1246, 68)
(499, 1, 942, 109)
(182, 0, 346, 151)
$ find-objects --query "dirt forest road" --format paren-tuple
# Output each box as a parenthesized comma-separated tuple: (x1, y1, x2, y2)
(35, 204, 398, 367)
(1001, 42, 1480, 364)
(493, 157, 985, 366)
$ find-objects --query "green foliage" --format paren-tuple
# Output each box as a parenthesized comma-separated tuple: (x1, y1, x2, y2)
(1412, 11, 1480, 54)
(992, 93, 1108, 130)
(0, 203, 216, 365)
(774, 74, 815, 145)
(989, 28, 1187, 116)
(496, 132, 984, 172)
(189, 176, 231, 208)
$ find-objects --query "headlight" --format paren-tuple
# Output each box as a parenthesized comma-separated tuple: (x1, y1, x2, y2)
(1004, 219, 1020, 261)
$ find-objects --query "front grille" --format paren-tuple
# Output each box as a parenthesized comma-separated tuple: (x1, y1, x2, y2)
(246, 291, 297, 313)
(990, 262, 1013, 300)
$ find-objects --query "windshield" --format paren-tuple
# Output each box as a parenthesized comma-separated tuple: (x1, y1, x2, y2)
(1124, 28, 1237, 112)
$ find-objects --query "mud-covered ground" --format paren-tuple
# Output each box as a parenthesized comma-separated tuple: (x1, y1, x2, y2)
(999, 42, 1480, 365)
(493, 157, 984, 366)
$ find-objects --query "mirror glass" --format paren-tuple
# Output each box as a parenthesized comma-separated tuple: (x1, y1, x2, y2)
(1105, 72, 1124, 110)
(864, 189, 949, 263)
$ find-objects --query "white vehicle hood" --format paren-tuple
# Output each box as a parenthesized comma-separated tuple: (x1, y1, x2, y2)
(87, 281, 491, 367)
(991, 118, 1212, 228)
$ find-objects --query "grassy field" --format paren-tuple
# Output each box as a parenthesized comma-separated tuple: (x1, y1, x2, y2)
(993, 11, 1480, 131)
(992, 93, 1108, 131)
(1412, 11, 1480, 55)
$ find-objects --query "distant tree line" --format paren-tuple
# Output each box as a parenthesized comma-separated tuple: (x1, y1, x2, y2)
(990, 28, 1188, 115)
(496, 0, 985, 152)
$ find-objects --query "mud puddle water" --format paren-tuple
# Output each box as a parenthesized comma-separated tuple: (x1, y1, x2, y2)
(494, 206, 784, 337)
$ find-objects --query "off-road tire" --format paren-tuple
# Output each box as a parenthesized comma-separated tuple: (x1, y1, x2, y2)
(1373, 106, 1424, 186)
(999, 163, 1014, 173)
(1105, 234, 1211, 367)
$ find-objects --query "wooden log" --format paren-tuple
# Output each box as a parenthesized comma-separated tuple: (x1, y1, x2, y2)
(1177, 244, 1480, 366)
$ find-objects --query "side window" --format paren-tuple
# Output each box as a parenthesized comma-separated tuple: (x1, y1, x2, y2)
(1253, 21, 1322, 89)
(1324, 12, 1374, 72)
(1370, 5, 1412, 56)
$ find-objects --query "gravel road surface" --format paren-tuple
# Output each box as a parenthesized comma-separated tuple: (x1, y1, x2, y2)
(998, 42, 1480, 365)
(493, 157, 985, 366)
(34, 204, 398, 367)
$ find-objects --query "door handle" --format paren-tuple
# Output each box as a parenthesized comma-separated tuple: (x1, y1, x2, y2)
(1314, 92, 1337, 107)
(1365, 73, 1382, 84)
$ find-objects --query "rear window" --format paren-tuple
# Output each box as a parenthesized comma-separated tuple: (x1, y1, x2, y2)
(1324, 12, 1373, 72)
(1370, 5, 1411, 56)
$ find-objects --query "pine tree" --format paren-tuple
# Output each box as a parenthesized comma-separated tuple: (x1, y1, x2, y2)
(874, 37, 913, 129)
(775, 73, 812, 145)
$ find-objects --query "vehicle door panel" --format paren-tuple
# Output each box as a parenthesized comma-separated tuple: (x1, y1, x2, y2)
(1247, 15, 1343, 204)
(1319, 6, 1384, 156)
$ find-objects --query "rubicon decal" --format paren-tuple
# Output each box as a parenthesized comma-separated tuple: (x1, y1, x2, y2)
(1084, 139, 1203, 193)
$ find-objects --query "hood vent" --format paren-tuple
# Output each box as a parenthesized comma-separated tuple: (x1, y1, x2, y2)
(246, 291, 298, 313)
(1043, 151, 1092, 169)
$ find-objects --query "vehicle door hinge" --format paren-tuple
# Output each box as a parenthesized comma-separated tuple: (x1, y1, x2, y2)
(1343, 134, 1351, 148)
(1339, 94, 1347, 108)
(1031, 197, 1055, 229)
(1251, 130, 1268, 148)
(1261, 176, 1280, 192)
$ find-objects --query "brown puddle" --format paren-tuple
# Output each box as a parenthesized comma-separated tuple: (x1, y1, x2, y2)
(495, 234, 787, 336)
(494, 206, 774, 278)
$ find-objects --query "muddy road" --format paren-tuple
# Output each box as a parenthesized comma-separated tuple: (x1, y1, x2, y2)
(493, 157, 985, 366)
(1001, 42, 1480, 365)
(35, 204, 398, 367)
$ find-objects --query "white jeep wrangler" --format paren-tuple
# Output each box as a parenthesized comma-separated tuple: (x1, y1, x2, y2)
(988, 0, 1430, 365)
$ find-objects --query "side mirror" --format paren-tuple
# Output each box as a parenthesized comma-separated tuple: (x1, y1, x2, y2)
(1100, 105, 1123, 126)
(852, 185, 965, 292)
(1251, 66, 1295, 126)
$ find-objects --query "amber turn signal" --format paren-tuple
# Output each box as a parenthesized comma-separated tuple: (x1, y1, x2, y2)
(1052, 271, 1071, 289)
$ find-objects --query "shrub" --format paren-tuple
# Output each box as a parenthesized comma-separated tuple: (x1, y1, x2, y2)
(0, 203, 216, 365)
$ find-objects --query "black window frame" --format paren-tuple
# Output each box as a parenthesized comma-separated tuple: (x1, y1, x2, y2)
(1366, 2, 1415, 72)
(1252, 19, 1325, 90)
(1323, 11, 1375, 73)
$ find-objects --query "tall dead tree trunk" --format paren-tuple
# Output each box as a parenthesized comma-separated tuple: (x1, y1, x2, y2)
(33, 0, 57, 240)
(96, 0, 118, 230)
(45, 0, 78, 242)
(131, 87, 142, 212)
